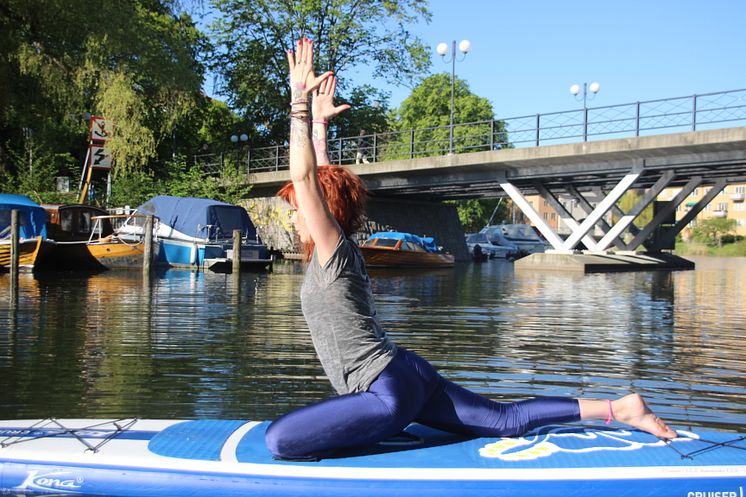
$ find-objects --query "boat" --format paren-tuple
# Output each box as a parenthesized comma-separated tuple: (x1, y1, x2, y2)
(0, 418, 744, 497)
(465, 232, 519, 260)
(39, 204, 114, 270)
(122, 196, 272, 272)
(37, 204, 149, 271)
(359, 232, 455, 268)
(480, 224, 548, 256)
(86, 212, 150, 269)
(0, 194, 52, 271)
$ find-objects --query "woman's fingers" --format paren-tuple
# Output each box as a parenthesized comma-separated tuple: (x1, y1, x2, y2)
(286, 49, 295, 70)
(328, 75, 337, 97)
(306, 71, 333, 94)
(334, 104, 351, 115)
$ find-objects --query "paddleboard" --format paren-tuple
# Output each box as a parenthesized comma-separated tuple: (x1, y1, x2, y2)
(0, 418, 744, 496)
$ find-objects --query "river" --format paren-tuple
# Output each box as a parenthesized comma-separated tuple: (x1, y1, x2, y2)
(1, 256, 745, 433)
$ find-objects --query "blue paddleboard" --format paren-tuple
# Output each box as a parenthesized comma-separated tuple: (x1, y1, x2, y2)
(0, 418, 744, 496)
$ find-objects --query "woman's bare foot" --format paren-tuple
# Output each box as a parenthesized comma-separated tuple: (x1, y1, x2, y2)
(612, 394, 678, 439)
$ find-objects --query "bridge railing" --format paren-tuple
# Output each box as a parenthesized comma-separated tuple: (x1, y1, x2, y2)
(194, 88, 746, 175)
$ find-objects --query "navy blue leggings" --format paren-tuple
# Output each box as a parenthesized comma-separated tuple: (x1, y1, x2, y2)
(265, 348, 580, 459)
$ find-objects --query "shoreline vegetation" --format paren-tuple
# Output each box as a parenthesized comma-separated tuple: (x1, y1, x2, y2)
(674, 239, 746, 257)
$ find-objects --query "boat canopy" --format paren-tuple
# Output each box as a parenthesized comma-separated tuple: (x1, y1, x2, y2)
(0, 194, 48, 239)
(367, 232, 439, 253)
(136, 196, 257, 240)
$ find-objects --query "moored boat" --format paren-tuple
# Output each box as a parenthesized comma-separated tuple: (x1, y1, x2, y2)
(37, 204, 149, 270)
(359, 232, 455, 268)
(122, 196, 272, 272)
(86, 213, 150, 269)
(0, 194, 52, 272)
(39, 204, 112, 270)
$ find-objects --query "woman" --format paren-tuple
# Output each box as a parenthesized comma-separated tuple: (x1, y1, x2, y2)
(265, 38, 677, 461)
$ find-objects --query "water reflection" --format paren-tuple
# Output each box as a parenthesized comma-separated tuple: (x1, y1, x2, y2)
(1, 257, 745, 433)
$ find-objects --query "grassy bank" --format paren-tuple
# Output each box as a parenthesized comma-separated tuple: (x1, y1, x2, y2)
(674, 239, 746, 257)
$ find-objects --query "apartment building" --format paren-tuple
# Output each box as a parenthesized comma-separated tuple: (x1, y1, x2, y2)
(657, 183, 746, 236)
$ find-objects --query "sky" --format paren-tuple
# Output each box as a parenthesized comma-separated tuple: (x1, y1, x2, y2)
(343, 0, 746, 119)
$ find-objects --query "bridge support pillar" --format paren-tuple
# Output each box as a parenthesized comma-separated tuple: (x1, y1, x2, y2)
(644, 177, 726, 252)
(497, 173, 569, 253)
(594, 170, 675, 251)
(504, 164, 704, 272)
(560, 163, 643, 251)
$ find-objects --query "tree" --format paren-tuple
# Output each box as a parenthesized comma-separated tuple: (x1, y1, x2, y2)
(449, 198, 509, 233)
(208, 0, 432, 145)
(615, 190, 653, 228)
(391, 73, 507, 157)
(0, 0, 208, 200)
(692, 218, 737, 247)
(391, 73, 508, 229)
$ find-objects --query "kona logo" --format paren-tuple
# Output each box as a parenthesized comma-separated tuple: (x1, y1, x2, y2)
(15, 470, 84, 494)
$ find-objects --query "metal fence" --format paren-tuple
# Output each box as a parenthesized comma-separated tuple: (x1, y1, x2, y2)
(193, 88, 746, 175)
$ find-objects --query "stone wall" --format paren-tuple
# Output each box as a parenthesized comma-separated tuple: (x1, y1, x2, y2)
(242, 196, 469, 261)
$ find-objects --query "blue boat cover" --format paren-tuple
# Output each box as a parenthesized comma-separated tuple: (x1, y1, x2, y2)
(136, 196, 257, 240)
(368, 232, 439, 253)
(0, 193, 48, 239)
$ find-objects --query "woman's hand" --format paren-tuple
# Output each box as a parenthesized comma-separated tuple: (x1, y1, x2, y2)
(287, 38, 332, 104)
(312, 75, 351, 122)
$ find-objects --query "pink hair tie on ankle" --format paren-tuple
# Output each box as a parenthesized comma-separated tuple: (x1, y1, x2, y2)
(605, 399, 614, 425)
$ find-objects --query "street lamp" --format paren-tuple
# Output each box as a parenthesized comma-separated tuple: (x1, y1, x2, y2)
(230, 133, 249, 170)
(437, 39, 471, 154)
(570, 81, 600, 108)
(570, 82, 600, 141)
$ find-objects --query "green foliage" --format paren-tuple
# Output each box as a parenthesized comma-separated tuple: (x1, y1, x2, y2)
(675, 237, 746, 257)
(0, 0, 208, 188)
(108, 169, 163, 208)
(333, 86, 390, 139)
(448, 198, 508, 233)
(0, 133, 79, 204)
(614, 190, 653, 227)
(388, 73, 507, 158)
(691, 218, 737, 247)
(209, 0, 431, 144)
(109, 159, 253, 207)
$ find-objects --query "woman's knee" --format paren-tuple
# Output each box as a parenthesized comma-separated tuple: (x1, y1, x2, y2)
(265, 417, 305, 459)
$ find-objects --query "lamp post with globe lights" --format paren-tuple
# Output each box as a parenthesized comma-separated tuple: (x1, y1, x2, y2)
(570, 82, 600, 141)
(230, 133, 249, 169)
(437, 39, 471, 154)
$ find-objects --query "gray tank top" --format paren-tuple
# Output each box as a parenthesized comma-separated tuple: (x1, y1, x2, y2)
(300, 235, 397, 394)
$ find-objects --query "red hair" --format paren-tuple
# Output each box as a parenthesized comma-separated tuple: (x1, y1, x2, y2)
(277, 165, 368, 260)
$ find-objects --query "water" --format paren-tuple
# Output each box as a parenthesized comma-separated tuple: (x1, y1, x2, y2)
(1, 257, 745, 434)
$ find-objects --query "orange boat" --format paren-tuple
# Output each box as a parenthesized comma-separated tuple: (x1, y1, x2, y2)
(38, 205, 147, 270)
(359, 232, 455, 268)
(86, 213, 149, 269)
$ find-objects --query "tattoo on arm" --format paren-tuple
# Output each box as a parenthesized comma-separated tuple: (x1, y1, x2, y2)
(290, 117, 310, 148)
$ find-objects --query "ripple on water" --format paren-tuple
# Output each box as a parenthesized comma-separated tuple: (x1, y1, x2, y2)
(0, 258, 744, 431)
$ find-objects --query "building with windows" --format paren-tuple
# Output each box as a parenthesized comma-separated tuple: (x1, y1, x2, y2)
(657, 183, 746, 237)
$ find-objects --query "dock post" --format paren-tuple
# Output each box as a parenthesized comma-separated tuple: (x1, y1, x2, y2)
(9, 209, 19, 291)
(232, 229, 241, 274)
(143, 215, 154, 275)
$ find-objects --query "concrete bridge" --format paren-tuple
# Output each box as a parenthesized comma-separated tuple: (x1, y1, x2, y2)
(217, 88, 746, 269)
(246, 126, 746, 269)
